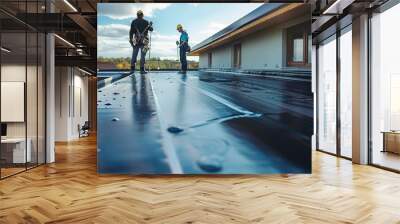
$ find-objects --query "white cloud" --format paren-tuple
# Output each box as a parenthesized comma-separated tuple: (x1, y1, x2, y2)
(187, 22, 230, 47)
(98, 24, 130, 38)
(200, 22, 229, 37)
(98, 3, 171, 20)
(97, 36, 131, 58)
(97, 24, 131, 57)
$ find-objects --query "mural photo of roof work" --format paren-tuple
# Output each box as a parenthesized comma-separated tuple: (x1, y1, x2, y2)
(97, 3, 312, 174)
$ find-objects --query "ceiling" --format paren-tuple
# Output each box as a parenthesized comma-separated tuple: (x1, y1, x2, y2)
(0, 0, 98, 73)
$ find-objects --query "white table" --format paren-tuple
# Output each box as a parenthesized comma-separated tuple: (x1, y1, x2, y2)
(1, 138, 31, 163)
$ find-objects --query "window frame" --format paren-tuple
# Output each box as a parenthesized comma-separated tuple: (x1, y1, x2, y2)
(286, 23, 311, 67)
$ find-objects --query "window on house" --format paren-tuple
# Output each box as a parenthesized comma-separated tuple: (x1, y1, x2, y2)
(208, 52, 212, 68)
(293, 38, 304, 62)
(233, 43, 241, 69)
(287, 23, 311, 67)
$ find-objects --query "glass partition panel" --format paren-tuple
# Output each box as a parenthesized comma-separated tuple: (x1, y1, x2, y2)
(27, 30, 38, 169)
(1, 30, 27, 177)
(339, 27, 352, 158)
(26, 0, 40, 169)
(0, 0, 46, 179)
(371, 3, 400, 171)
(317, 36, 337, 154)
(38, 32, 45, 165)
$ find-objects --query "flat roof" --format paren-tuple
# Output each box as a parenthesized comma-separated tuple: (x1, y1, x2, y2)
(190, 3, 285, 53)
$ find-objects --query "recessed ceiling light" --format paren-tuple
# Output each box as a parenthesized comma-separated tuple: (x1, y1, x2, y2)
(1, 47, 11, 53)
(54, 34, 75, 48)
(323, 0, 355, 15)
(78, 67, 92, 76)
(63, 0, 78, 12)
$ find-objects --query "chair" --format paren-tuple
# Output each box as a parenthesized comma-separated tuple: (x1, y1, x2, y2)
(78, 121, 90, 138)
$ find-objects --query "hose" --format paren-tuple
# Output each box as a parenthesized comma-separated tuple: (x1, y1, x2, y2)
(177, 44, 180, 70)
(148, 31, 152, 72)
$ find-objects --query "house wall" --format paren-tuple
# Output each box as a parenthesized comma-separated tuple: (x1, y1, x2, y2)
(199, 45, 233, 69)
(241, 27, 283, 70)
(211, 45, 233, 69)
(199, 54, 208, 69)
(198, 15, 310, 70)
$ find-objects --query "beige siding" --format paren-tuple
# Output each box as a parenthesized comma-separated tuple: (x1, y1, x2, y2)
(211, 46, 232, 69)
(198, 16, 310, 70)
(199, 54, 208, 69)
(241, 27, 283, 70)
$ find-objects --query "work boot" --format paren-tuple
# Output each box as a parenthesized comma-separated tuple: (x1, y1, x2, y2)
(140, 67, 147, 74)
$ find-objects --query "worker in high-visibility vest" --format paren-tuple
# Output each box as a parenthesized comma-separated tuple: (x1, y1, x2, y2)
(176, 24, 190, 74)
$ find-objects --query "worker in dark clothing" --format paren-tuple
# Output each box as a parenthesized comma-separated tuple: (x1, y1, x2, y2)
(129, 10, 153, 74)
(176, 24, 189, 74)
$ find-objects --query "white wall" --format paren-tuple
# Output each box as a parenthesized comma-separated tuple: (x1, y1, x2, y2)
(1, 64, 26, 139)
(1, 64, 42, 138)
(199, 54, 208, 69)
(55, 66, 68, 141)
(1, 63, 46, 164)
(55, 67, 89, 141)
(241, 27, 283, 70)
(198, 46, 233, 69)
(198, 15, 310, 70)
(71, 73, 89, 138)
(200, 27, 283, 70)
(211, 45, 233, 69)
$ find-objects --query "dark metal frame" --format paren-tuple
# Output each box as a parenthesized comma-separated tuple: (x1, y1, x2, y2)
(287, 22, 312, 68)
(315, 23, 353, 161)
(336, 28, 341, 158)
(367, 10, 373, 166)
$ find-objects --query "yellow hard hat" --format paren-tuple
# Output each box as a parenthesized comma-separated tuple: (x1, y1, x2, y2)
(176, 24, 183, 30)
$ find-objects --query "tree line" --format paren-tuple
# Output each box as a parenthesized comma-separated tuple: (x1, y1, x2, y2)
(98, 57, 199, 70)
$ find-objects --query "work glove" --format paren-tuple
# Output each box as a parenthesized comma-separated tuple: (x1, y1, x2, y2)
(176, 41, 180, 46)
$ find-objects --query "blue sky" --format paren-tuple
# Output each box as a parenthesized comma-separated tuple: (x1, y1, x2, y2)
(97, 3, 263, 60)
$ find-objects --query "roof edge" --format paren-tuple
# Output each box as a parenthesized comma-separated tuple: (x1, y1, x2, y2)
(189, 3, 286, 54)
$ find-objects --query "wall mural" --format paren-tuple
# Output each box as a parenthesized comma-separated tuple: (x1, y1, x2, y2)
(97, 3, 313, 174)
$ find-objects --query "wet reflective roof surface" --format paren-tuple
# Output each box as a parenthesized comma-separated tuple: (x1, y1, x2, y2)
(97, 71, 312, 174)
